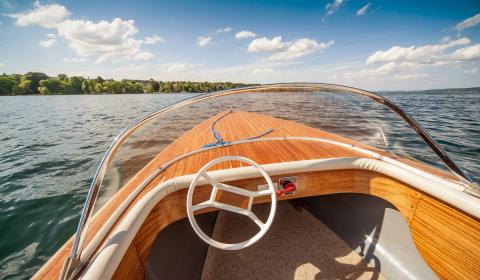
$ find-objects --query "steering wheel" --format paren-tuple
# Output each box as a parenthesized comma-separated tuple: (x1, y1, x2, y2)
(186, 156, 277, 250)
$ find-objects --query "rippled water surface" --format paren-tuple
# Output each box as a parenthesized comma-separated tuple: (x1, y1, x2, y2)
(0, 91, 478, 279)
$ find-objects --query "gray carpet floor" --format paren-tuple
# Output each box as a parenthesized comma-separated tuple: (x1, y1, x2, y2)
(201, 201, 384, 280)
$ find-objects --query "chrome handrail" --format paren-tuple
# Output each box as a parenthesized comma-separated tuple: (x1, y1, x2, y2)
(60, 83, 473, 279)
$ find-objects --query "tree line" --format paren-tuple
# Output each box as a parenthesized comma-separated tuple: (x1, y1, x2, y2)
(0, 72, 256, 95)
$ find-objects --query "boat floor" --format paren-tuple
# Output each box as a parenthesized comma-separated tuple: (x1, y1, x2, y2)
(145, 201, 384, 280)
(201, 201, 384, 280)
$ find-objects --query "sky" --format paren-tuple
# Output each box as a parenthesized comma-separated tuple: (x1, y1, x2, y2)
(0, 0, 479, 90)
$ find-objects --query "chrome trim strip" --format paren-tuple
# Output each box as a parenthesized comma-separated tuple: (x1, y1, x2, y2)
(62, 83, 473, 279)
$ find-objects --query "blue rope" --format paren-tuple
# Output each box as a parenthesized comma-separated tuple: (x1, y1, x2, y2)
(202, 111, 273, 148)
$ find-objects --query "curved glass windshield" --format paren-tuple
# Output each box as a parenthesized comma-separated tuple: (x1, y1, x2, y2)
(72, 83, 472, 264)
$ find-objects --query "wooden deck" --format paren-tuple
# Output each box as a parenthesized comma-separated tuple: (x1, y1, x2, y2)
(34, 111, 479, 280)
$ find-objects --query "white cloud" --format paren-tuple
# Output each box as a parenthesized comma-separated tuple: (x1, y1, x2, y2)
(343, 63, 428, 83)
(39, 33, 56, 48)
(0, 62, 5, 68)
(455, 13, 480, 31)
(393, 73, 429, 80)
(9, 3, 157, 63)
(248, 36, 334, 61)
(248, 36, 287, 52)
(356, 3, 371, 16)
(367, 46, 414, 64)
(349, 37, 480, 85)
(450, 43, 480, 61)
(39, 38, 56, 48)
(252, 68, 274, 74)
(464, 68, 478, 74)
(64, 57, 86, 63)
(366, 37, 471, 65)
(56, 18, 145, 63)
(134, 52, 154, 61)
(269, 39, 334, 61)
(197, 36, 212, 47)
(235, 30, 256, 39)
(144, 35, 164, 44)
(167, 63, 196, 73)
(358, 61, 398, 77)
(375, 61, 397, 73)
(324, 0, 344, 17)
(346, 61, 427, 81)
(217, 27, 232, 33)
(7, 1, 70, 28)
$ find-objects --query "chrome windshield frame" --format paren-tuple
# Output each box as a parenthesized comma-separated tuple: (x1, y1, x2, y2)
(60, 83, 473, 279)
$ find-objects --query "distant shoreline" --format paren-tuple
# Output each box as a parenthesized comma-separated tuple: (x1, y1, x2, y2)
(375, 87, 480, 94)
(0, 92, 200, 96)
(379, 87, 480, 94)
(0, 72, 256, 96)
(2, 88, 480, 96)
(1, 87, 479, 96)
(1, 72, 479, 96)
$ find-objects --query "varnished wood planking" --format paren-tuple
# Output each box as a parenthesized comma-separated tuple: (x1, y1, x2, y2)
(411, 193, 480, 280)
(112, 243, 144, 280)
(369, 176, 422, 223)
(31, 236, 74, 280)
(33, 110, 470, 279)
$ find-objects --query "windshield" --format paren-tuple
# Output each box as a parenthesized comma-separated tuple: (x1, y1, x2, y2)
(71, 83, 473, 266)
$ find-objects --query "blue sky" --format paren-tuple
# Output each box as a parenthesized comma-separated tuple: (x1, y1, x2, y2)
(0, 0, 479, 90)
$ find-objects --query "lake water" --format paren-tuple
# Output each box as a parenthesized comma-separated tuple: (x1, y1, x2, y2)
(0, 91, 479, 279)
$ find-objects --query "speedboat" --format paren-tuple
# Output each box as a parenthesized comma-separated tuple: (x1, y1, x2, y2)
(33, 84, 480, 280)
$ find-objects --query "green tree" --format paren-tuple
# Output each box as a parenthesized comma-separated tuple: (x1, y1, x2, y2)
(69, 76, 84, 94)
(24, 72, 48, 94)
(9, 74, 22, 84)
(94, 83, 103, 94)
(57, 74, 68, 81)
(38, 87, 49, 95)
(81, 79, 92, 94)
(94, 76, 104, 84)
(103, 80, 123, 94)
(0, 72, 255, 95)
(12, 78, 31, 95)
(39, 78, 62, 94)
(143, 83, 154, 93)
(0, 75, 16, 95)
(148, 79, 160, 92)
